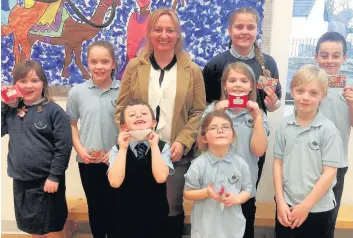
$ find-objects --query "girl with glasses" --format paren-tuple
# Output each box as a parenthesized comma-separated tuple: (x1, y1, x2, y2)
(201, 62, 269, 237)
(184, 110, 252, 238)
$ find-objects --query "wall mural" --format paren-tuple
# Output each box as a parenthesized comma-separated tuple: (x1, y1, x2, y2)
(1, 0, 265, 86)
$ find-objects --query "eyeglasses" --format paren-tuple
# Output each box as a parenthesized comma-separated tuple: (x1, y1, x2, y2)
(206, 124, 232, 133)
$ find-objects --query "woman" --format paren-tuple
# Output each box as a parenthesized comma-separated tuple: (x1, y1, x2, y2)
(115, 8, 206, 238)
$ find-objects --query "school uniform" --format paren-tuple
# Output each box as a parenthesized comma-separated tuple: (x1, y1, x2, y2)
(202, 46, 282, 113)
(184, 150, 252, 238)
(202, 46, 282, 212)
(202, 103, 270, 238)
(1, 100, 72, 235)
(273, 110, 343, 238)
(66, 79, 120, 238)
(108, 140, 174, 238)
(116, 51, 206, 238)
(319, 76, 353, 238)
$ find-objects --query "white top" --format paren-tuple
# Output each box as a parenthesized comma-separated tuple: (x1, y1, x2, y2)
(148, 65, 177, 144)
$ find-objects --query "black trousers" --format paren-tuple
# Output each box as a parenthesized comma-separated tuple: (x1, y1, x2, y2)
(79, 163, 117, 238)
(327, 167, 348, 238)
(241, 197, 256, 238)
(275, 207, 334, 238)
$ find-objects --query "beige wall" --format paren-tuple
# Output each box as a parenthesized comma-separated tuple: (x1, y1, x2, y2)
(1, 0, 352, 233)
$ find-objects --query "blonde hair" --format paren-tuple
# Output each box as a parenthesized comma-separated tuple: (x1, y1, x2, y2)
(220, 62, 257, 102)
(228, 8, 271, 78)
(290, 64, 328, 93)
(139, 8, 184, 59)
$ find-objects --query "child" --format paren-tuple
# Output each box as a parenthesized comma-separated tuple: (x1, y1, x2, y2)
(315, 32, 353, 238)
(203, 7, 282, 202)
(184, 110, 252, 238)
(107, 99, 174, 238)
(66, 40, 120, 238)
(202, 62, 268, 238)
(203, 7, 282, 113)
(273, 64, 342, 238)
(1, 60, 72, 237)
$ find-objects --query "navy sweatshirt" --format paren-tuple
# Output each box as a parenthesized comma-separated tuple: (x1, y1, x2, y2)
(1, 101, 72, 182)
(202, 50, 282, 114)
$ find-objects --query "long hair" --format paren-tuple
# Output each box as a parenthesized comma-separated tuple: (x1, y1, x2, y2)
(228, 7, 271, 78)
(139, 8, 184, 59)
(220, 62, 257, 102)
(13, 60, 53, 104)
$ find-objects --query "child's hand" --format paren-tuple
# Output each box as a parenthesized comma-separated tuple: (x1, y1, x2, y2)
(100, 151, 110, 165)
(44, 179, 59, 193)
(206, 183, 221, 201)
(222, 192, 241, 207)
(118, 131, 131, 150)
(343, 86, 353, 108)
(148, 131, 159, 147)
(289, 203, 310, 229)
(264, 87, 279, 109)
(78, 148, 100, 164)
(246, 101, 262, 119)
(276, 201, 292, 227)
(1, 85, 19, 106)
(215, 100, 229, 111)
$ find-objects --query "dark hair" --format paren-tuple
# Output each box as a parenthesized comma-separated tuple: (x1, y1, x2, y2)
(200, 111, 235, 137)
(13, 59, 52, 103)
(228, 7, 271, 78)
(315, 32, 347, 55)
(120, 99, 156, 125)
(87, 40, 117, 79)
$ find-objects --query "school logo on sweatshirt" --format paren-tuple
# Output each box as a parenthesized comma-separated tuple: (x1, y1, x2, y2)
(34, 121, 47, 130)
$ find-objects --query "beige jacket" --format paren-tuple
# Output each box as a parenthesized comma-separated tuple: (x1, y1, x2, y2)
(115, 52, 206, 151)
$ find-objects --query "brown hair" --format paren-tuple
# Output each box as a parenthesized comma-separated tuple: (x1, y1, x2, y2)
(228, 7, 271, 78)
(120, 99, 156, 125)
(87, 40, 117, 78)
(220, 62, 257, 102)
(198, 111, 236, 152)
(139, 8, 184, 59)
(13, 59, 52, 103)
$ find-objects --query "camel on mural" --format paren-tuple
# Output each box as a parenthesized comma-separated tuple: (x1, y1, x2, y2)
(1, 1, 52, 64)
(27, 0, 120, 79)
(1, 0, 118, 79)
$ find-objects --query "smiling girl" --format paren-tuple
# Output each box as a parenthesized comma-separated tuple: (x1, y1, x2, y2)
(1, 60, 72, 237)
(184, 110, 252, 238)
(203, 10, 282, 234)
(202, 62, 269, 238)
(66, 40, 120, 238)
